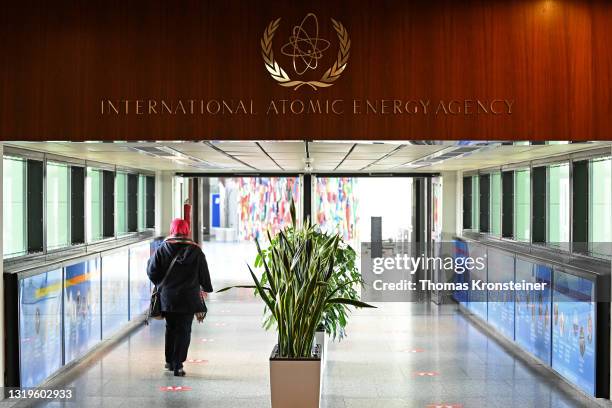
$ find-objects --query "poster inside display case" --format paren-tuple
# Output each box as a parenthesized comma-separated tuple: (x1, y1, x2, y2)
(18, 268, 63, 388)
(552, 270, 596, 396)
(452, 240, 469, 306)
(515, 260, 552, 364)
(101, 251, 129, 339)
(486, 248, 515, 340)
(64, 258, 101, 364)
(466, 243, 488, 321)
(130, 242, 153, 319)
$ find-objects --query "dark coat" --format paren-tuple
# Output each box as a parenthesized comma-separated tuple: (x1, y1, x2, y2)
(147, 237, 213, 314)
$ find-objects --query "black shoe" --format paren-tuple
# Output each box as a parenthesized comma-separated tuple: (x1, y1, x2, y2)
(174, 368, 186, 377)
(164, 363, 172, 371)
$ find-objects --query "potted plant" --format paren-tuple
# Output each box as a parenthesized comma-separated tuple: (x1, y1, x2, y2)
(255, 226, 362, 369)
(219, 203, 374, 408)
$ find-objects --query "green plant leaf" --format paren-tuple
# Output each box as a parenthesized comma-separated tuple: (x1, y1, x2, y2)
(248, 264, 276, 314)
(326, 298, 377, 308)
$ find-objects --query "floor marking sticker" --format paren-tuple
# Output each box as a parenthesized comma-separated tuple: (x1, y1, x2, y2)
(160, 386, 192, 392)
(414, 371, 439, 377)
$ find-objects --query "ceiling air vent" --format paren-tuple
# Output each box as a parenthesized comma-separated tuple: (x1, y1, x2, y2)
(129, 146, 176, 157)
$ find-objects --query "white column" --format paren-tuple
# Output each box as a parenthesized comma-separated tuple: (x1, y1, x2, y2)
(440, 171, 460, 240)
(0, 144, 5, 388)
(155, 170, 174, 237)
(455, 170, 464, 236)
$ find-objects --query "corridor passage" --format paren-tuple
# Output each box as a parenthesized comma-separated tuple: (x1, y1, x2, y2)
(9, 267, 596, 408)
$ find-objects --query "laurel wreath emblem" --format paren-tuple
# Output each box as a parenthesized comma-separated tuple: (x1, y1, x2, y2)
(261, 17, 351, 90)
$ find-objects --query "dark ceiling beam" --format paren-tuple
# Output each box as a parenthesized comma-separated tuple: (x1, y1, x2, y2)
(202, 141, 259, 171)
(255, 142, 284, 171)
(359, 144, 407, 171)
(333, 143, 357, 171)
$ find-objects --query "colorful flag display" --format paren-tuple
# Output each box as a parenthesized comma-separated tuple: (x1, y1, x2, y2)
(315, 177, 359, 242)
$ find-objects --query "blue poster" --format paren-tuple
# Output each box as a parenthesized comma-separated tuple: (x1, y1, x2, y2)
(101, 251, 129, 339)
(19, 268, 63, 388)
(64, 258, 101, 364)
(130, 242, 153, 319)
(552, 270, 596, 396)
(466, 242, 487, 321)
(212, 193, 221, 227)
(515, 259, 552, 364)
(486, 248, 514, 340)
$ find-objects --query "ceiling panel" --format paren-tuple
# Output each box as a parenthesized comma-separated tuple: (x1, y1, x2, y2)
(258, 142, 305, 153)
(308, 142, 353, 153)
(5, 141, 610, 174)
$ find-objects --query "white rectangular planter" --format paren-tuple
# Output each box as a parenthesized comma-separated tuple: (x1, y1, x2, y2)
(269, 346, 321, 408)
(315, 329, 328, 372)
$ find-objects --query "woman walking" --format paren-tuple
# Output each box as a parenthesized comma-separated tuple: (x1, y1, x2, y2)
(147, 219, 213, 376)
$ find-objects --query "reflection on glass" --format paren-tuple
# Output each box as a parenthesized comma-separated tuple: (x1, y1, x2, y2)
(138, 175, 146, 231)
(552, 270, 596, 396)
(19, 269, 62, 387)
(548, 164, 570, 247)
(515, 259, 552, 364)
(486, 248, 516, 337)
(101, 251, 129, 339)
(315, 177, 358, 242)
(115, 172, 128, 236)
(64, 258, 101, 363)
(3, 157, 27, 257)
(46, 162, 70, 250)
(490, 172, 501, 236)
(86, 167, 104, 242)
(130, 242, 152, 318)
(315, 177, 413, 248)
(514, 169, 530, 242)
(471, 176, 479, 231)
(589, 158, 611, 257)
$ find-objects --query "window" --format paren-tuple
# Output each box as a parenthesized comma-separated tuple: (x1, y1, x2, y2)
(471, 176, 479, 231)
(138, 175, 146, 231)
(86, 167, 104, 242)
(490, 172, 501, 236)
(3, 157, 27, 257)
(501, 171, 514, 238)
(514, 169, 530, 242)
(462, 176, 472, 230)
(479, 174, 490, 233)
(115, 172, 128, 236)
(589, 157, 611, 257)
(146, 176, 155, 229)
(173, 176, 191, 219)
(547, 163, 570, 246)
(46, 162, 70, 250)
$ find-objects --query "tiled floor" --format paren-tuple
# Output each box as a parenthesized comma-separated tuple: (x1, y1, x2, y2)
(8, 242, 605, 408)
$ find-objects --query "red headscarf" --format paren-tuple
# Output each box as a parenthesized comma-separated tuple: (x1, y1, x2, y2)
(169, 218, 190, 236)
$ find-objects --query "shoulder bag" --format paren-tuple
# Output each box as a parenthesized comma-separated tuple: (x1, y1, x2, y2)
(146, 247, 186, 324)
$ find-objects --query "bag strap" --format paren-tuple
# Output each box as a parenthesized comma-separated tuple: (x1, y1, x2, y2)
(158, 246, 187, 288)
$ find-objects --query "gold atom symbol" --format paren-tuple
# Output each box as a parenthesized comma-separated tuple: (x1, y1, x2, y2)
(280, 13, 331, 76)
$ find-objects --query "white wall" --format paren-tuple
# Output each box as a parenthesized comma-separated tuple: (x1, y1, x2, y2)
(0, 144, 5, 387)
(155, 170, 174, 237)
(441, 171, 461, 240)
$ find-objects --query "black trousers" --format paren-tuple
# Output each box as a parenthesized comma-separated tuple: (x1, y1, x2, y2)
(164, 312, 194, 370)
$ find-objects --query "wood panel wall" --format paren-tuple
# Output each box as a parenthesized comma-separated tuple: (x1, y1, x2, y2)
(0, 0, 610, 141)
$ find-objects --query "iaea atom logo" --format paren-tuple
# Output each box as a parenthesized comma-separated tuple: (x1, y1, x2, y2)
(261, 13, 350, 90)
